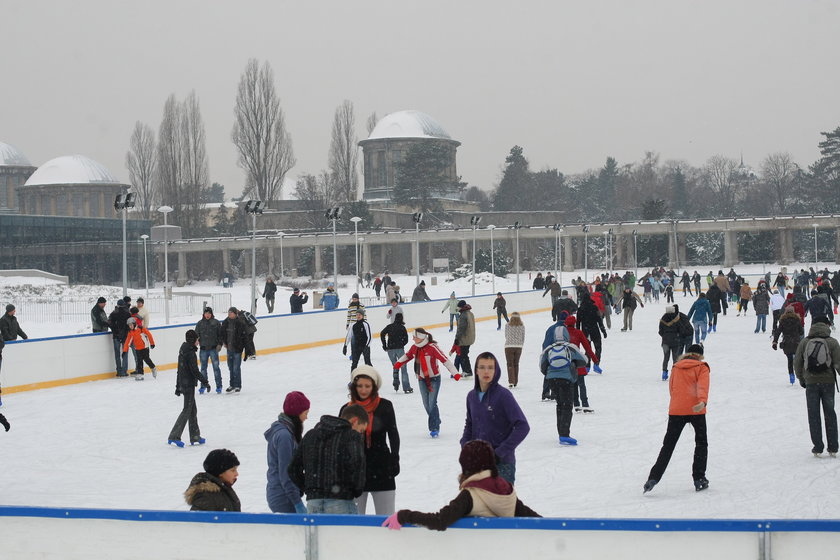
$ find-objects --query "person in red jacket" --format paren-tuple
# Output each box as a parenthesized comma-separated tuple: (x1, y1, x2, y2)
(783, 293, 805, 326)
(123, 317, 157, 380)
(564, 315, 599, 412)
(643, 343, 710, 494)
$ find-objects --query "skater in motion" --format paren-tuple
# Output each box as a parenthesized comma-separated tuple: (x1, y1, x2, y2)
(794, 316, 840, 457)
(122, 317, 156, 380)
(643, 343, 710, 494)
(168, 329, 210, 448)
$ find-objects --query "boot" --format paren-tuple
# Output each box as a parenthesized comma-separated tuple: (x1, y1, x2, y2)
(694, 477, 709, 492)
(662, 370, 669, 381)
(643, 479, 658, 493)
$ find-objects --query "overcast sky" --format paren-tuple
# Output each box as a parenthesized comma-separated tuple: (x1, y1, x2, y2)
(3, 0, 839, 199)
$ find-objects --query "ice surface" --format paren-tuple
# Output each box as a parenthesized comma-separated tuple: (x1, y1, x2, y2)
(1, 264, 839, 519)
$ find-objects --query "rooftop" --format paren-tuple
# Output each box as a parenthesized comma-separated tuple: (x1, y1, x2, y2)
(25, 155, 122, 186)
(0, 142, 32, 167)
(365, 110, 453, 141)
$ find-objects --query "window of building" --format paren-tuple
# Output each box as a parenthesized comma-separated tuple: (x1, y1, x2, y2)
(377, 150, 386, 186)
(73, 194, 85, 217)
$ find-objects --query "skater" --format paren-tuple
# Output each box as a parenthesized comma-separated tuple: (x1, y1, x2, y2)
(563, 314, 600, 411)
(576, 291, 607, 365)
(770, 289, 786, 333)
(643, 344, 710, 494)
(393, 328, 458, 438)
(321, 284, 339, 311)
(220, 307, 247, 392)
(345, 293, 366, 327)
(540, 321, 588, 446)
(658, 305, 681, 380)
(411, 281, 431, 302)
(135, 297, 150, 327)
(738, 282, 752, 316)
(195, 307, 223, 394)
(0, 304, 27, 342)
(90, 296, 110, 333)
(289, 288, 309, 314)
(794, 317, 840, 457)
(532, 272, 545, 291)
(381, 440, 540, 531)
(385, 298, 404, 324)
(0, 411, 9, 432)
(455, 300, 476, 377)
(493, 292, 509, 330)
(265, 391, 311, 514)
(288, 404, 368, 514)
(551, 290, 578, 322)
(185, 449, 241, 512)
(706, 284, 723, 332)
(261, 277, 277, 313)
(686, 293, 713, 344)
(380, 312, 412, 393)
(680, 271, 693, 297)
(753, 284, 771, 333)
(238, 309, 258, 360)
(441, 292, 459, 332)
(109, 300, 131, 377)
(122, 317, 156, 380)
(504, 312, 525, 388)
(373, 275, 383, 298)
(342, 365, 401, 515)
(168, 329, 210, 447)
(772, 308, 804, 385)
(344, 310, 372, 372)
(617, 287, 644, 331)
(461, 352, 530, 484)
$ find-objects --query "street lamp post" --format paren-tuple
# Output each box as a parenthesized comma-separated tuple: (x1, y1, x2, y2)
(114, 192, 136, 298)
(325, 207, 343, 289)
(351, 216, 362, 293)
(277, 231, 285, 282)
(632, 229, 638, 281)
(140, 234, 149, 299)
(583, 224, 590, 283)
(603, 231, 609, 273)
(813, 223, 819, 266)
(413, 212, 423, 286)
(488, 224, 496, 294)
(470, 216, 481, 296)
(244, 200, 265, 316)
(512, 221, 521, 291)
(608, 228, 613, 275)
(158, 205, 173, 325)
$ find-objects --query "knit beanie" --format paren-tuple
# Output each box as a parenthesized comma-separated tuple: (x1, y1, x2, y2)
(457, 300, 467, 309)
(228, 306, 238, 314)
(6, 304, 15, 312)
(283, 391, 311, 417)
(203, 449, 240, 477)
(459, 440, 498, 478)
(204, 307, 213, 315)
(185, 329, 198, 344)
(351, 364, 382, 389)
(686, 343, 704, 356)
(97, 297, 107, 304)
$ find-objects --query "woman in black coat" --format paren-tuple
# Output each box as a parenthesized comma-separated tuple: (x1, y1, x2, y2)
(706, 285, 723, 332)
(772, 308, 804, 385)
(380, 313, 412, 393)
(341, 365, 400, 515)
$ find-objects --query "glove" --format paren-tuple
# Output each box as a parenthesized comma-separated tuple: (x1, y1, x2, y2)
(800, 380, 806, 388)
(150, 345, 155, 349)
(175, 389, 181, 397)
(602, 332, 608, 339)
(294, 502, 308, 514)
(0, 414, 10, 432)
(201, 383, 211, 393)
(382, 512, 402, 530)
(342, 345, 347, 356)
(692, 401, 706, 413)
(772, 342, 778, 351)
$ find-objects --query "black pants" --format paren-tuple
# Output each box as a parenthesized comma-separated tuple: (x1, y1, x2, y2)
(134, 348, 155, 375)
(648, 414, 708, 482)
(772, 309, 781, 333)
(168, 389, 201, 442)
(350, 346, 372, 371)
(265, 297, 275, 313)
(460, 345, 472, 375)
(573, 375, 589, 407)
(582, 326, 602, 361)
(683, 284, 693, 296)
(548, 378, 575, 437)
(785, 353, 794, 375)
(806, 383, 838, 454)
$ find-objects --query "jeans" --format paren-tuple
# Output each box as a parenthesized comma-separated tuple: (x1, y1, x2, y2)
(387, 348, 411, 390)
(265, 297, 275, 313)
(661, 344, 679, 372)
(497, 462, 516, 485)
(693, 321, 708, 343)
(806, 383, 838, 453)
(496, 309, 509, 328)
(168, 389, 200, 442)
(200, 348, 222, 389)
(754, 314, 767, 333)
(448, 313, 457, 331)
(307, 499, 358, 514)
(112, 338, 128, 376)
(623, 307, 636, 330)
(418, 375, 442, 431)
(227, 350, 242, 388)
(547, 378, 574, 437)
(648, 414, 708, 482)
(573, 375, 589, 407)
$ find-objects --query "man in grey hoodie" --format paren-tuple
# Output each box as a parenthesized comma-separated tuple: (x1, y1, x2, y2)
(794, 317, 840, 457)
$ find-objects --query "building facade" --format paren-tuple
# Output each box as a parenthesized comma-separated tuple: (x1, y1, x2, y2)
(0, 142, 37, 211)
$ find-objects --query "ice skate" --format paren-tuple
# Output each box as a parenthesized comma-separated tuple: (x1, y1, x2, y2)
(559, 436, 578, 446)
(190, 438, 206, 446)
(429, 430, 439, 438)
(643, 479, 658, 493)
(694, 477, 709, 491)
(661, 371, 669, 381)
(167, 439, 185, 448)
(582, 407, 594, 413)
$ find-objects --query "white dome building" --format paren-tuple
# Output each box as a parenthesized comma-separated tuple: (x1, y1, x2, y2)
(19, 155, 128, 217)
(358, 110, 461, 203)
(0, 142, 37, 210)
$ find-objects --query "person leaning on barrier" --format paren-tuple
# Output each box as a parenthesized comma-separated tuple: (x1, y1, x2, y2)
(0, 304, 28, 342)
(90, 297, 110, 333)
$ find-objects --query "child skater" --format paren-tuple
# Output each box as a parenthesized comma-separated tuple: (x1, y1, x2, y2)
(123, 317, 156, 380)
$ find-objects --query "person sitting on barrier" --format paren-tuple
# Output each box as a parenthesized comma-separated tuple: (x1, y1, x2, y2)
(381, 439, 540, 531)
(185, 448, 241, 512)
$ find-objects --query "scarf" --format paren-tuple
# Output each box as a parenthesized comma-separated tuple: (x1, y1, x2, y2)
(350, 395, 380, 447)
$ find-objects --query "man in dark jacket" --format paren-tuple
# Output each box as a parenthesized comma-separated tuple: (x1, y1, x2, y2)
(804, 288, 834, 327)
(108, 301, 131, 377)
(455, 300, 476, 377)
(344, 310, 372, 372)
(262, 277, 278, 313)
(0, 304, 27, 342)
(0, 337, 5, 407)
(576, 292, 606, 365)
(288, 404, 368, 514)
(411, 281, 431, 302)
(90, 297, 110, 333)
(195, 307, 223, 393)
(659, 305, 682, 380)
(220, 307, 247, 392)
(381, 312, 411, 392)
(289, 288, 309, 313)
(168, 329, 210, 447)
(551, 290, 579, 322)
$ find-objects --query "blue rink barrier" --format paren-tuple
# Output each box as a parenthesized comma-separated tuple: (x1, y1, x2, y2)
(1, 506, 839, 560)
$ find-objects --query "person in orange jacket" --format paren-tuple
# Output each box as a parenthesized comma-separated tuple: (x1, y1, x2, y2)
(123, 317, 157, 380)
(643, 343, 710, 494)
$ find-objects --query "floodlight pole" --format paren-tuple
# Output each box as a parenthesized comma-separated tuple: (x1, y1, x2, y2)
(141, 234, 149, 299)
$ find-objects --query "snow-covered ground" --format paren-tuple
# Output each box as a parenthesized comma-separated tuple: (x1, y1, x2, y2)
(1, 263, 839, 519)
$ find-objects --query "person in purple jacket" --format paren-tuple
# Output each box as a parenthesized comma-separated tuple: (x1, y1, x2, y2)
(460, 351, 530, 485)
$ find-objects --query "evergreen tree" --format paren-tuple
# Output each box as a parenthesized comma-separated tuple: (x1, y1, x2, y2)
(493, 146, 531, 210)
(808, 126, 840, 211)
(671, 167, 688, 216)
(393, 142, 462, 213)
(532, 169, 568, 211)
(475, 244, 511, 276)
(596, 157, 619, 219)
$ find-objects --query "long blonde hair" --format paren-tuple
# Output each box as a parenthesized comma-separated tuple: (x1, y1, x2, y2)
(509, 312, 523, 327)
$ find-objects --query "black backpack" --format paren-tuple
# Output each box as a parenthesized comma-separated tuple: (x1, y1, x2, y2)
(805, 336, 832, 373)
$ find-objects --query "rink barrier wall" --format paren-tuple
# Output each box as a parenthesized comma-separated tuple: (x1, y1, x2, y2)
(1, 506, 839, 560)
(1, 290, 552, 393)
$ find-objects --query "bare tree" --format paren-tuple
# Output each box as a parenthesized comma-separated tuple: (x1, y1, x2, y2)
(231, 59, 296, 202)
(125, 121, 157, 220)
(366, 111, 378, 135)
(157, 94, 184, 219)
(293, 171, 334, 228)
(703, 154, 739, 213)
(760, 152, 796, 213)
(328, 100, 359, 201)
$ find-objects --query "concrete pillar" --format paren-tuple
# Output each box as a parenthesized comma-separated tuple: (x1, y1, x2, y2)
(242, 251, 251, 280)
(221, 249, 230, 274)
(615, 235, 626, 269)
(410, 240, 418, 276)
(667, 231, 678, 268)
(176, 251, 187, 287)
(835, 229, 840, 264)
(362, 242, 371, 274)
(563, 236, 574, 272)
(267, 247, 276, 277)
(777, 230, 794, 265)
(677, 235, 688, 268)
(723, 230, 739, 267)
(461, 240, 469, 262)
(314, 246, 322, 278)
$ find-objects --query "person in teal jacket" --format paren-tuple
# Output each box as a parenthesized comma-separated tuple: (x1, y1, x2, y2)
(686, 293, 713, 343)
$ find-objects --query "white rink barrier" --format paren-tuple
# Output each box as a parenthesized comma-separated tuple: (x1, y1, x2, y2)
(1, 506, 839, 560)
(2, 290, 550, 392)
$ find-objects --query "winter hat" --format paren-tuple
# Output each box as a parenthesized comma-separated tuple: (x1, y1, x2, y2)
(391, 298, 399, 303)
(283, 391, 311, 417)
(665, 305, 675, 314)
(123, 296, 132, 304)
(351, 364, 382, 389)
(293, 288, 300, 293)
(97, 297, 107, 304)
(117, 300, 128, 308)
(450, 292, 456, 298)
(203, 449, 240, 477)
(351, 293, 360, 300)
(204, 307, 213, 315)
(185, 329, 198, 344)
(457, 300, 468, 309)
(5, 304, 14, 312)
(420, 281, 425, 286)
(459, 440, 498, 478)
(686, 343, 704, 356)
(228, 306, 238, 314)
(564, 314, 577, 327)
(497, 292, 502, 296)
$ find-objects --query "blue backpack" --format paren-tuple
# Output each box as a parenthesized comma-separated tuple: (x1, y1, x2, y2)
(540, 341, 573, 375)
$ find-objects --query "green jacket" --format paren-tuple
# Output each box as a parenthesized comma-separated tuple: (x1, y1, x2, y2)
(794, 322, 840, 385)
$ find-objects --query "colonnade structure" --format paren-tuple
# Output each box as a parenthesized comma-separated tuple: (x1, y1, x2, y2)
(153, 214, 840, 286)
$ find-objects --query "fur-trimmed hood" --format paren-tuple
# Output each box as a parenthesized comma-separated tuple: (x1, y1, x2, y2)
(676, 351, 704, 363)
(184, 472, 241, 512)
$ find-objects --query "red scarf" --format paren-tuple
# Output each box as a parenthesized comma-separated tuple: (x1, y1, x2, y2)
(350, 396, 380, 447)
